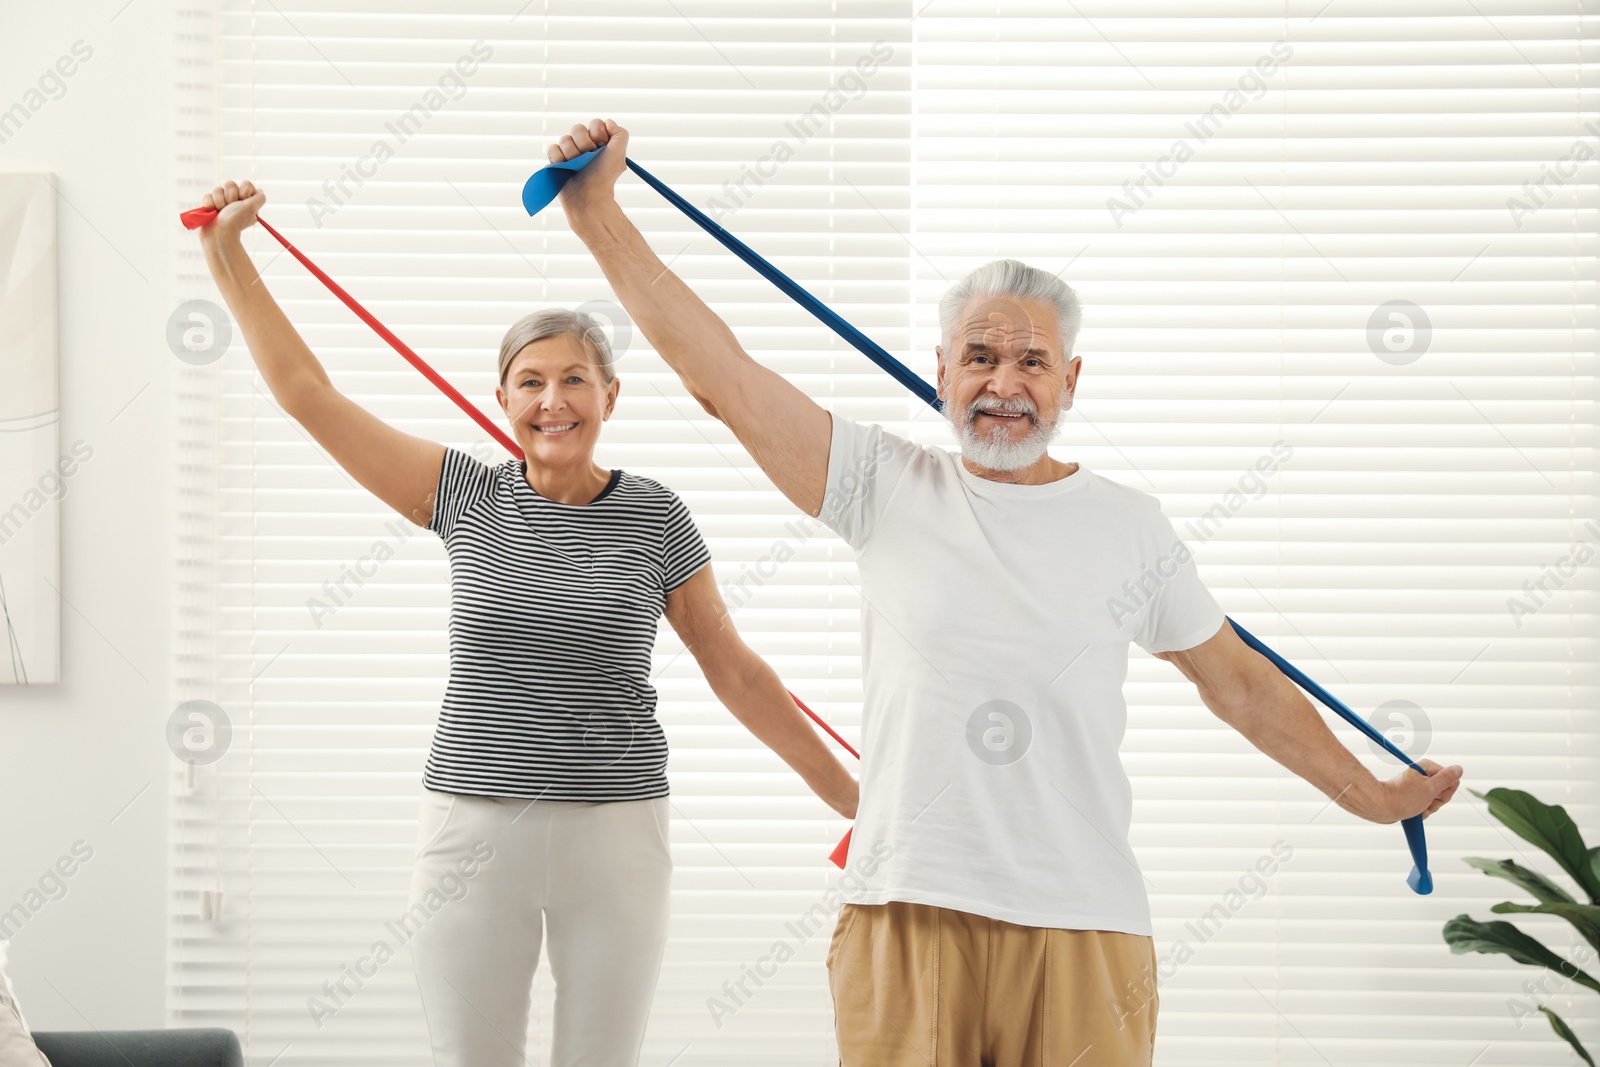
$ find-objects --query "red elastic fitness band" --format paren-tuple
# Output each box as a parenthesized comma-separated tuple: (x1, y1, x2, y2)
(180, 204, 861, 869)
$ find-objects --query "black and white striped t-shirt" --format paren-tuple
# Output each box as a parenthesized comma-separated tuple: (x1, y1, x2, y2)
(423, 447, 712, 801)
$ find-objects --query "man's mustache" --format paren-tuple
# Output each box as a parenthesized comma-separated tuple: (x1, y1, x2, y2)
(963, 397, 1038, 425)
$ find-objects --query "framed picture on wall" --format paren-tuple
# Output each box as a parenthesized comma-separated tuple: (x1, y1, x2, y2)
(0, 174, 60, 685)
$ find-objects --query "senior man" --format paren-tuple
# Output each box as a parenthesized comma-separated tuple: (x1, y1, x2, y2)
(547, 119, 1464, 1067)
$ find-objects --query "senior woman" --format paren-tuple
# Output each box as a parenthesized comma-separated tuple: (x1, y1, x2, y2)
(194, 180, 859, 1067)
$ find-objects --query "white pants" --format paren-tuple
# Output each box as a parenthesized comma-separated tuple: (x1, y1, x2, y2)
(405, 788, 673, 1067)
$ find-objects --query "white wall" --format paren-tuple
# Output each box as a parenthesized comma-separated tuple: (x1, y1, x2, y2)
(0, 0, 171, 1031)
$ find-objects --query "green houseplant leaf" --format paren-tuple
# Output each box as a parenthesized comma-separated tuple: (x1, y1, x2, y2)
(1464, 856, 1577, 905)
(1539, 1006, 1594, 1067)
(1490, 901, 1600, 956)
(1442, 915, 1600, 996)
(1472, 787, 1600, 902)
(1448, 790, 1598, 1065)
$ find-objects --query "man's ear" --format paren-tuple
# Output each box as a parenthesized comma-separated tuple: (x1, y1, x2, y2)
(1056, 356, 1080, 412)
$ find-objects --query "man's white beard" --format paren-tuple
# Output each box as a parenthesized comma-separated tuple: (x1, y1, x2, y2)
(946, 394, 1062, 472)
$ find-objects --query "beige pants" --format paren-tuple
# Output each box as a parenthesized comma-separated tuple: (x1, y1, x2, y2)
(406, 788, 673, 1067)
(826, 900, 1159, 1067)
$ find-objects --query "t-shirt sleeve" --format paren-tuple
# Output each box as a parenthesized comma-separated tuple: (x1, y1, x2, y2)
(1130, 504, 1228, 655)
(661, 492, 713, 593)
(816, 410, 920, 552)
(426, 447, 497, 540)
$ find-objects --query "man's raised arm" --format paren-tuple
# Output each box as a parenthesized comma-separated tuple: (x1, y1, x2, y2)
(550, 118, 833, 518)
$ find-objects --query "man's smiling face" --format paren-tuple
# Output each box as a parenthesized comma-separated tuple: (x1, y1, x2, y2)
(935, 294, 1081, 474)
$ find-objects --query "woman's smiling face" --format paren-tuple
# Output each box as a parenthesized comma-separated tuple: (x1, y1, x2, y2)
(496, 332, 619, 466)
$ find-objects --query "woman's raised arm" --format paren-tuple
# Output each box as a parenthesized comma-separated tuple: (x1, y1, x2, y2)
(195, 180, 446, 527)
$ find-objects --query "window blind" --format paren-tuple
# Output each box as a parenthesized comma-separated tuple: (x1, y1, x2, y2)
(172, 3, 909, 1065)
(910, 4, 1598, 1066)
(170, 3, 1598, 1066)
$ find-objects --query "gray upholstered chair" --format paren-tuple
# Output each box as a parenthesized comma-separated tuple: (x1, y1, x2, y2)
(29, 1029, 242, 1067)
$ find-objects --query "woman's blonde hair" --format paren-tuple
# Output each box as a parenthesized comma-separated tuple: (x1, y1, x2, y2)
(497, 308, 617, 388)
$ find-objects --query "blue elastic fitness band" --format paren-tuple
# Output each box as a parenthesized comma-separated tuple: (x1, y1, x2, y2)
(523, 147, 1434, 896)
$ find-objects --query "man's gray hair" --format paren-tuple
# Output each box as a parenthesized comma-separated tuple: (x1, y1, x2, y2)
(497, 307, 617, 387)
(938, 259, 1083, 358)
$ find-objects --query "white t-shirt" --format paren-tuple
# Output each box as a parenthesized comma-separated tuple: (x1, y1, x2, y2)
(820, 411, 1227, 935)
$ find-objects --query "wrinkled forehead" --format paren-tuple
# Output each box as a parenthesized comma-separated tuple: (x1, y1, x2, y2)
(949, 295, 1065, 357)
